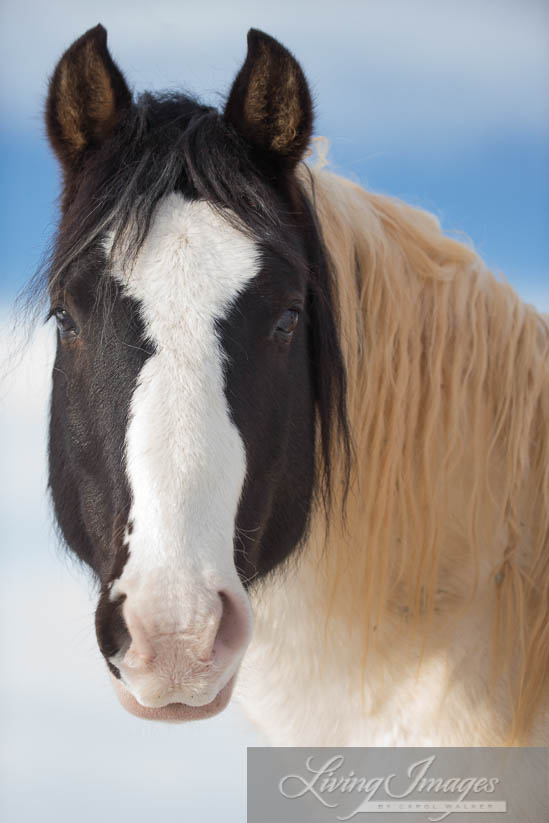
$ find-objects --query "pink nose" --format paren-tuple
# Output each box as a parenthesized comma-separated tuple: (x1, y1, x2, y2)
(111, 587, 252, 712)
(123, 590, 248, 668)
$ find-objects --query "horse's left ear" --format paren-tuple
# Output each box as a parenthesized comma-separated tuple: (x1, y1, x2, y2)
(46, 24, 132, 175)
(224, 29, 314, 172)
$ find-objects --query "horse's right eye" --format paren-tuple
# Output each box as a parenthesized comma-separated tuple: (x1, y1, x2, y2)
(53, 308, 79, 339)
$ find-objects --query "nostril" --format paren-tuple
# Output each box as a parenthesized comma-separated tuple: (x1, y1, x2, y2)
(95, 591, 130, 662)
(95, 592, 156, 669)
(212, 590, 252, 664)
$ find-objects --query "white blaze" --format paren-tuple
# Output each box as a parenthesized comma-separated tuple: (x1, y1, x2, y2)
(108, 193, 258, 681)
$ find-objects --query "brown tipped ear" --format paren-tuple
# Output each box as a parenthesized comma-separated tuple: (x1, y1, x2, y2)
(46, 24, 131, 173)
(224, 29, 313, 171)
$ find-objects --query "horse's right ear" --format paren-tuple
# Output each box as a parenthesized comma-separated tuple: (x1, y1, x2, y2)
(46, 25, 131, 175)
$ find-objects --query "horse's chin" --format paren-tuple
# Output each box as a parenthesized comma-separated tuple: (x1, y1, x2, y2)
(109, 672, 235, 722)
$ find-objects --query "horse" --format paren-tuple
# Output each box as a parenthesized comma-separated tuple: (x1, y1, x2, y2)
(37, 24, 548, 745)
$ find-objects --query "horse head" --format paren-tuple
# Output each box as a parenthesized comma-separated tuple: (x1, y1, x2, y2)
(45, 25, 348, 720)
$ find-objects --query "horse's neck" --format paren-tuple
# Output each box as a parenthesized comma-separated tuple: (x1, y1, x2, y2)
(238, 541, 488, 745)
(238, 522, 547, 746)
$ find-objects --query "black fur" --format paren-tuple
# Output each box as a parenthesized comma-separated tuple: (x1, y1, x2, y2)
(41, 26, 350, 666)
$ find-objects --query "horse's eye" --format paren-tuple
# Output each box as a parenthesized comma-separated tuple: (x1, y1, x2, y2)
(53, 308, 79, 339)
(275, 309, 300, 340)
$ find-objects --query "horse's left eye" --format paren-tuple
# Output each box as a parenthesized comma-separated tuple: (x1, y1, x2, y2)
(53, 308, 79, 339)
(275, 309, 300, 339)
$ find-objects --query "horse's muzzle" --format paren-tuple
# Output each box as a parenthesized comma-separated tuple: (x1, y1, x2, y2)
(100, 582, 253, 720)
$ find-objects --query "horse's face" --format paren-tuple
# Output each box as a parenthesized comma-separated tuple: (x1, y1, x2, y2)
(45, 26, 346, 720)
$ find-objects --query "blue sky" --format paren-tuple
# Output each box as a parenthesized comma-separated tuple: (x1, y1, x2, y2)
(0, 3, 547, 821)
(1, 0, 548, 309)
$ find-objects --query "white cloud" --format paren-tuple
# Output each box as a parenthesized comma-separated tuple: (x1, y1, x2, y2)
(0, 317, 55, 561)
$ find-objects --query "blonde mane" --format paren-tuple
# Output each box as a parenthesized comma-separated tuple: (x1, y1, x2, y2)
(299, 164, 549, 742)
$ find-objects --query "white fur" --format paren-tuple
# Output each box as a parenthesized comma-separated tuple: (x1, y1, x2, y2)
(108, 194, 257, 706)
(237, 543, 549, 746)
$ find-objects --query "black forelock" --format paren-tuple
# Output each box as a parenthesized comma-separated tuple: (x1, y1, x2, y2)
(25, 91, 311, 314)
